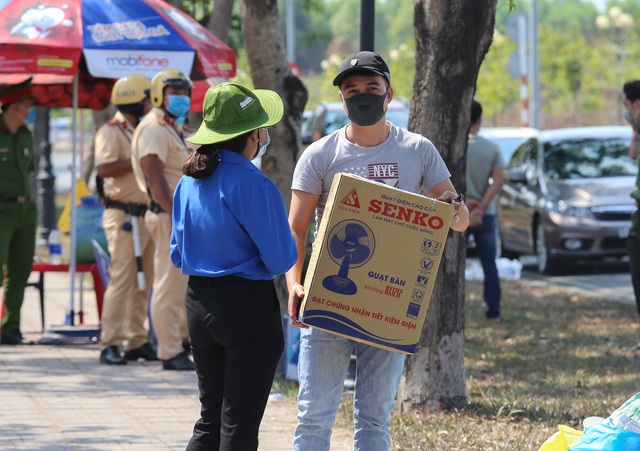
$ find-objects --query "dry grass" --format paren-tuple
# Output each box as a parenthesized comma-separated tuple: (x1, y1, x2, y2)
(338, 279, 640, 450)
(276, 281, 640, 451)
(274, 278, 640, 449)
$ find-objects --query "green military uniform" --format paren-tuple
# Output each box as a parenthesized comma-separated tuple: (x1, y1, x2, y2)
(0, 81, 37, 336)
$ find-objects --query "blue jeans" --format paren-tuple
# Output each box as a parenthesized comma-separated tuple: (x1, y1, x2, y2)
(294, 327, 405, 451)
(467, 214, 501, 319)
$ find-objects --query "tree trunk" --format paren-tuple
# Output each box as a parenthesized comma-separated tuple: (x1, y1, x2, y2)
(240, 0, 308, 311)
(397, 0, 497, 413)
(208, 0, 235, 43)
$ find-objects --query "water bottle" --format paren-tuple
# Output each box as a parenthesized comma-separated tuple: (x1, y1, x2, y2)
(48, 229, 62, 265)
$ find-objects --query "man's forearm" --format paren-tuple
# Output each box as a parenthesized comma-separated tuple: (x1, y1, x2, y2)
(285, 229, 307, 290)
(96, 159, 132, 178)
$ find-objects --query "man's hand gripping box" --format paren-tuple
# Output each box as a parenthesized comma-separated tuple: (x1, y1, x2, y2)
(300, 173, 453, 354)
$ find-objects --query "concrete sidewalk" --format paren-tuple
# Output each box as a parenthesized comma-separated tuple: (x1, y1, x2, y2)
(0, 270, 353, 450)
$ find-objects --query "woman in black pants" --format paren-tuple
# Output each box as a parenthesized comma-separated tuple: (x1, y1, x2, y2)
(170, 82, 297, 450)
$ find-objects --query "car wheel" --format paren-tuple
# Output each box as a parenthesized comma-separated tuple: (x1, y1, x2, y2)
(535, 222, 558, 275)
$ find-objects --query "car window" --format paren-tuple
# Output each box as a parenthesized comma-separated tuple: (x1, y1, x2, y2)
(386, 108, 409, 129)
(322, 110, 349, 135)
(543, 137, 637, 180)
(523, 139, 539, 185)
(491, 137, 528, 163)
(508, 138, 533, 168)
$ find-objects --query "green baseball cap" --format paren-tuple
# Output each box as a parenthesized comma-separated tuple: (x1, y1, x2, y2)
(187, 82, 284, 145)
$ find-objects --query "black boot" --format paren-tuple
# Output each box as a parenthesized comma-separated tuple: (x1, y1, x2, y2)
(162, 351, 195, 371)
(0, 330, 34, 345)
(124, 342, 159, 361)
(99, 346, 127, 365)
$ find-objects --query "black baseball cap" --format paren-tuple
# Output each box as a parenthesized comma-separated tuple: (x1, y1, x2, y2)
(332, 51, 391, 87)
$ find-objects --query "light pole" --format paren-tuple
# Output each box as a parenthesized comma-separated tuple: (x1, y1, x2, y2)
(360, 0, 375, 51)
(596, 6, 634, 124)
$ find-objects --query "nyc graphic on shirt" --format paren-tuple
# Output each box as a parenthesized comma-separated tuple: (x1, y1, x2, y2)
(368, 162, 398, 187)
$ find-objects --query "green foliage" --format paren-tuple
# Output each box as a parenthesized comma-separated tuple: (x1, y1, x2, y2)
(387, 40, 416, 103)
(301, 53, 344, 109)
(538, 0, 600, 34)
(538, 23, 606, 118)
(475, 31, 519, 120)
(278, 0, 334, 72)
(174, 0, 244, 51)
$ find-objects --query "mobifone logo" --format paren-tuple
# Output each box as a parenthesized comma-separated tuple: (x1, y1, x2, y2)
(339, 188, 360, 208)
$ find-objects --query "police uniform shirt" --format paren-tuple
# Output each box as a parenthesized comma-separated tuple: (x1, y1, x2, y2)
(131, 107, 189, 197)
(0, 114, 34, 198)
(95, 111, 148, 205)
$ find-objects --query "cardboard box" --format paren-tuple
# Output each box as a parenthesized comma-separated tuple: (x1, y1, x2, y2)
(300, 173, 454, 354)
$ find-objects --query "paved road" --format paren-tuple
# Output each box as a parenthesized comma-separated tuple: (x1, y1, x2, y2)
(0, 271, 354, 451)
(467, 255, 635, 304)
(519, 255, 635, 304)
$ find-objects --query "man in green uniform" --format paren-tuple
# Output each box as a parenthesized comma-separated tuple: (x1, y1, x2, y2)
(0, 79, 37, 345)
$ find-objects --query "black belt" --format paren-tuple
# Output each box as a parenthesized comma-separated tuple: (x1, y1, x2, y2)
(148, 200, 165, 214)
(104, 197, 147, 217)
(0, 195, 28, 203)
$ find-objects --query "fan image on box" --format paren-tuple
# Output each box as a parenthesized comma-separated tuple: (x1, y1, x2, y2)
(322, 220, 376, 295)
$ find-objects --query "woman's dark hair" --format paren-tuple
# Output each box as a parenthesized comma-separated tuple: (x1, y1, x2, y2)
(624, 81, 640, 103)
(182, 130, 253, 179)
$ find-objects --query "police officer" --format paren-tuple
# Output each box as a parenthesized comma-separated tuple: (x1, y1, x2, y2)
(96, 74, 157, 365)
(131, 68, 194, 371)
(0, 79, 37, 345)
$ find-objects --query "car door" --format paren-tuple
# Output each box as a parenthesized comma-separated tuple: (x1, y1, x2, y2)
(498, 138, 539, 254)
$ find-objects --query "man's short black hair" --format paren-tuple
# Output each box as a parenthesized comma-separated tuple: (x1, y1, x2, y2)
(470, 100, 482, 125)
(624, 81, 640, 102)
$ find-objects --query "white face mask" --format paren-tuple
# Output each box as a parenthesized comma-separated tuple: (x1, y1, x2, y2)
(255, 128, 270, 159)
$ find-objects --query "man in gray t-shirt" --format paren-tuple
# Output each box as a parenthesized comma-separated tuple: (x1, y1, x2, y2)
(285, 51, 469, 451)
(466, 100, 504, 323)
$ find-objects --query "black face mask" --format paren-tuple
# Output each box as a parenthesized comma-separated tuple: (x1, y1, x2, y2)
(343, 91, 388, 126)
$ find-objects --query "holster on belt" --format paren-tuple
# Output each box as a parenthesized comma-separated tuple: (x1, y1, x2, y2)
(104, 197, 147, 217)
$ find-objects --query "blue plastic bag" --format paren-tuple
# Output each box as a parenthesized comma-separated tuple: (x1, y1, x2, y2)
(569, 422, 640, 450)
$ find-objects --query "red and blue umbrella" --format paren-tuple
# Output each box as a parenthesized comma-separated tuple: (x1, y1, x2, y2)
(0, 0, 236, 80)
(0, 0, 235, 109)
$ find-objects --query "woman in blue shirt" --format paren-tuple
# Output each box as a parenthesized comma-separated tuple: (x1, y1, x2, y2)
(171, 83, 297, 451)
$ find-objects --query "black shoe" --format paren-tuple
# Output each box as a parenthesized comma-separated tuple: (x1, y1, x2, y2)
(183, 341, 192, 355)
(100, 346, 127, 365)
(124, 342, 159, 361)
(0, 330, 34, 345)
(162, 351, 195, 371)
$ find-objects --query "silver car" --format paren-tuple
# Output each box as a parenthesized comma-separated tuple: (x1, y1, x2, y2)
(497, 126, 636, 274)
(479, 126, 539, 163)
